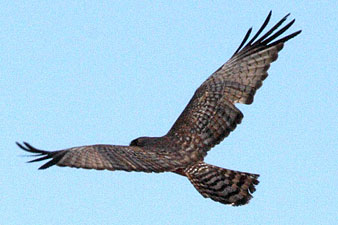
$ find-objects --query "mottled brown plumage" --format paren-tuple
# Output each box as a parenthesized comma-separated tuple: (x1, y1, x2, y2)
(17, 12, 301, 206)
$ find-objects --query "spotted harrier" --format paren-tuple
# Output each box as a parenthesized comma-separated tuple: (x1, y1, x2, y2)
(17, 12, 301, 206)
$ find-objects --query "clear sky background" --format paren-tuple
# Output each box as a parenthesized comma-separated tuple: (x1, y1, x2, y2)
(1, 1, 337, 225)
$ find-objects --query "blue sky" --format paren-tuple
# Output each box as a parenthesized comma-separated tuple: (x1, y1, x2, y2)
(1, 1, 337, 225)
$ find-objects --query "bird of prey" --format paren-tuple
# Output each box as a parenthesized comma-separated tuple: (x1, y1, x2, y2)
(17, 12, 301, 206)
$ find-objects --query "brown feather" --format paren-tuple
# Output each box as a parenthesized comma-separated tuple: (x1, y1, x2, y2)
(18, 12, 301, 207)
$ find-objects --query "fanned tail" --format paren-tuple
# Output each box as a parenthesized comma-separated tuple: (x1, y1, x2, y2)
(185, 161, 259, 206)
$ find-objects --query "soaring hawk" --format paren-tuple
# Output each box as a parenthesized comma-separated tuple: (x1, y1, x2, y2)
(18, 12, 301, 206)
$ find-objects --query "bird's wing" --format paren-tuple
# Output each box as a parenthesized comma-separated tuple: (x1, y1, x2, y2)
(17, 142, 185, 172)
(167, 12, 301, 153)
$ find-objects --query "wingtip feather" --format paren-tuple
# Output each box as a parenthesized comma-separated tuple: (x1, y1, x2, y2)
(232, 11, 300, 59)
(16, 142, 26, 150)
(17, 141, 62, 169)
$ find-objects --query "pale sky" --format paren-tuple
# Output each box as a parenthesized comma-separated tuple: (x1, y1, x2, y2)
(1, 1, 337, 225)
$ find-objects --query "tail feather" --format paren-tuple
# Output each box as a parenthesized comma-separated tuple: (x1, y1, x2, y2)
(184, 161, 259, 206)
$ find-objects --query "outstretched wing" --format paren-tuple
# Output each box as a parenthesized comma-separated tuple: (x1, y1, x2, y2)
(17, 142, 184, 172)
(167, 12, 301, 153)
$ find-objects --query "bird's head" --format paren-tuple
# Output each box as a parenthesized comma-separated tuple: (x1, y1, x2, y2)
(129, 137, 153, 147)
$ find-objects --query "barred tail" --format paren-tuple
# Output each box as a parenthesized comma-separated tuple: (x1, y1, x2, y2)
(185, 161, 259, 206)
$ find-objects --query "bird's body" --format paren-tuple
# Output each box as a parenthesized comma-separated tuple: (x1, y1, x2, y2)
(18, 12, 301, 206)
